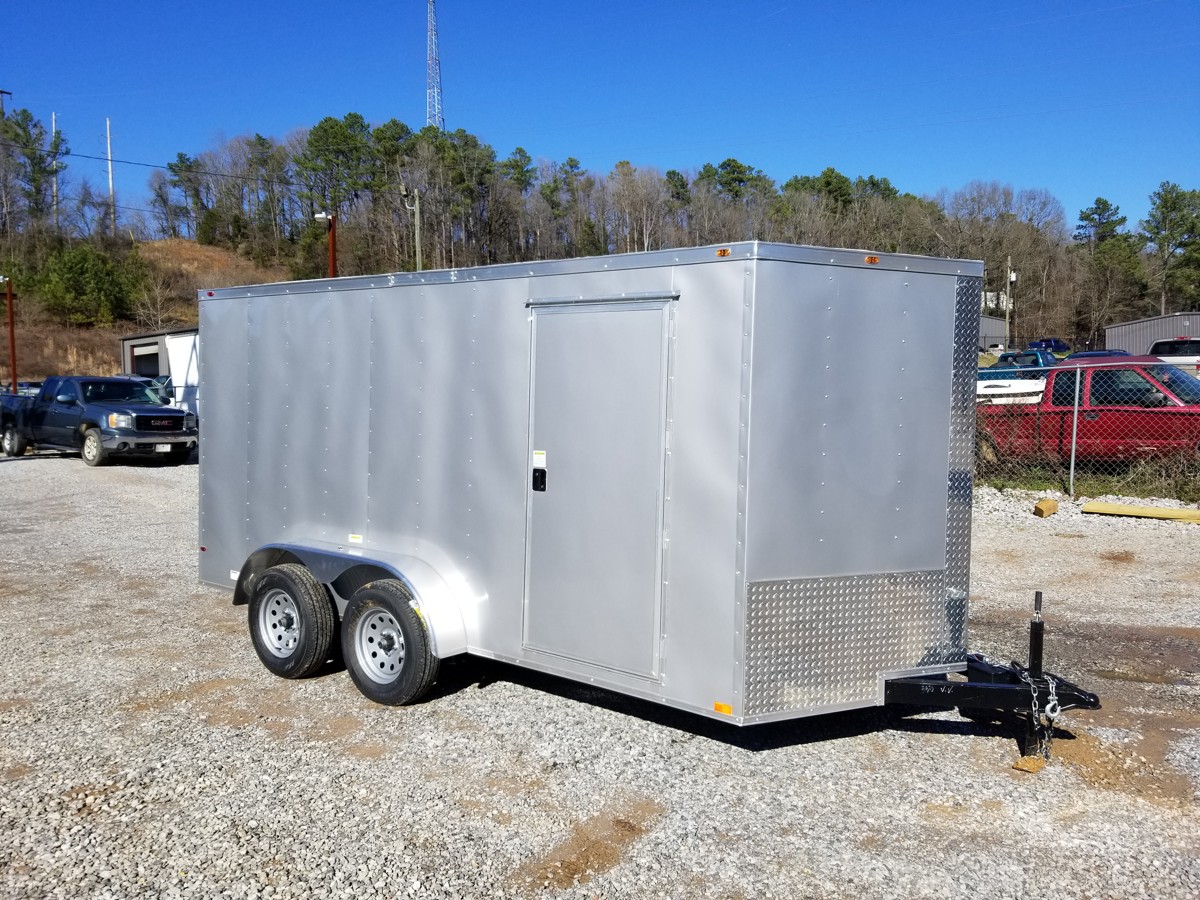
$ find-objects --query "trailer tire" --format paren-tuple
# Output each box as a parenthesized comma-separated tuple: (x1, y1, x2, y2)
(81, 428, 108, 467)
(249, 564, 336, 679)
(3, 425, 27, 457)
(342, 580, 439, 706)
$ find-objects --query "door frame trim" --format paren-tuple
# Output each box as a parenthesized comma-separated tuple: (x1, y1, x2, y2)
(520, 296, 677, 680)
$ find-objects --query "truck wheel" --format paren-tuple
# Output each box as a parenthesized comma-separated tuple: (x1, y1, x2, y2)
(249, 564, 336, 679)
(342, 580, 439, 706)
(81, 428, 108, 467)
(3, 425, 27, 458)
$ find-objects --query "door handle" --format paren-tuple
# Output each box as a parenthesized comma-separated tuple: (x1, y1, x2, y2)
(532, 468, 547, 492)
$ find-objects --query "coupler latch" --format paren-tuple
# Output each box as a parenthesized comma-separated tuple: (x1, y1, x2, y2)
(884, 591, 1101, 758)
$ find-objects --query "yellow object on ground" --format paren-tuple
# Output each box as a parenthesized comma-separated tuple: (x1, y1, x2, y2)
(1033, 499, 1058, 518)
(1081, 501, 1200, 523)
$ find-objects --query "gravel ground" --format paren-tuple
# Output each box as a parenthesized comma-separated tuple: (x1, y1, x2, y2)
(0, 456, 1197, 899)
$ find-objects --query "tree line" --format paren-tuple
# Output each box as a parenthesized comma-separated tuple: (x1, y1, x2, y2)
(1, 106, 1198, 347)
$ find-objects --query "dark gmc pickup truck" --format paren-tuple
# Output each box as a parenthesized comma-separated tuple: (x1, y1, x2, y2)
(2, 375, 198, 466)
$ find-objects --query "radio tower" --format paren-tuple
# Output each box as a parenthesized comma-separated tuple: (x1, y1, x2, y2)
(426, 0, 445, 130)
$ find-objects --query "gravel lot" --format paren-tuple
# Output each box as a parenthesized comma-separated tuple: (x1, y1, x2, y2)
(1, 455, 1197, 899)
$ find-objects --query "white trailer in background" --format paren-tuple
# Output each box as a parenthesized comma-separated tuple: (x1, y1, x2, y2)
(119, 327, 200, 416)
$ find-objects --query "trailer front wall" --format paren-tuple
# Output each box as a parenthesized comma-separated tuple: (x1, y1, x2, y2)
(739, 262, 979, 717)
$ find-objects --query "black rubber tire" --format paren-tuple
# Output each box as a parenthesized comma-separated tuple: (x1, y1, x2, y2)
(81, 428, 108, 467)
(248, 564, 336, 679)
(341, 580, 439, 706)
(3, 425, 27, 458)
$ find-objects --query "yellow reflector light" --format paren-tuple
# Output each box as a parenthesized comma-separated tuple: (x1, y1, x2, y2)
(716, 248, 731, 257)
(865, 255, 880, 264)
(714, 701, 733, 715)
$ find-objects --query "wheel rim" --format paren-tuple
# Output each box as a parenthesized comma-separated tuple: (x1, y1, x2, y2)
(355, 609, 406, 684)
(83, 433, 98, 461)
(2, 429, 11, 454)
(258, 587, 301, 658)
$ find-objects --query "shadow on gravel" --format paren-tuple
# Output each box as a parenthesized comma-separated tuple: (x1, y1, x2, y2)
(0, 450, 196, 467)
(419, 655, 1062, 753)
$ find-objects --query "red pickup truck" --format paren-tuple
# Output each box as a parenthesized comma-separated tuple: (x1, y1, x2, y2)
(977, 356, 1200, 462)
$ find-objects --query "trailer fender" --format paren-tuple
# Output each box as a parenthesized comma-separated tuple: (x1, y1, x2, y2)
(233, 545, 469, 659)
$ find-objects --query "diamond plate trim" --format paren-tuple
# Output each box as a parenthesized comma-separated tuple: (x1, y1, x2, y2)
(948, 276, 981, 605)
(743, 571, 966, 716)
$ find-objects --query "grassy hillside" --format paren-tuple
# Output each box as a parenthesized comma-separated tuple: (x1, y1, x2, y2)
(1, 240, 288, 382)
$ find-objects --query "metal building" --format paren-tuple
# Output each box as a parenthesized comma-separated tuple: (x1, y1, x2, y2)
(119, 327, 200, 415)
(978, 314, 1006, 351)
(1105, 312, 1200, 354)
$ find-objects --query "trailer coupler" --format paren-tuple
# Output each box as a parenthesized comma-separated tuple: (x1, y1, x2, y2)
(884, 592, 1101, 759)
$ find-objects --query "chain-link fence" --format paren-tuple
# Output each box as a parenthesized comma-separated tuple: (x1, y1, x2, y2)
(975, 358, 1200, 502)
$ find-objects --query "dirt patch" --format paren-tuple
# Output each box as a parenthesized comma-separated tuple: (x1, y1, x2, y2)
(919, 800, 971, 820)
(3, 763, 34, 781)
(127, 676, 252, 713)
(0, 699, 32, 712)
(510, 797, 666, 891)
(310, 715, 363, 742)
(1099, 550, 1136, 564)
(1053, 726, 1195, 804)
(342, 744, 389, 760)
(1052, 532, 1088, 539)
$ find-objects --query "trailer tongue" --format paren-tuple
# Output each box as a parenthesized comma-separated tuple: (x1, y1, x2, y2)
(885, 592, 1101, 758)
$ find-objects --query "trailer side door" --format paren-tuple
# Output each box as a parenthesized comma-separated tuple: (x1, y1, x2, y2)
(523, 298, 672, 679)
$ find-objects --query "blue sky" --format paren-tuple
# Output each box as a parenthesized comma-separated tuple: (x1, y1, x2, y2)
(5, 0, 1197, 232)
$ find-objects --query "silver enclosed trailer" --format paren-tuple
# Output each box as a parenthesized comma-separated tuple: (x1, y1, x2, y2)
(199, 241, 986, 725)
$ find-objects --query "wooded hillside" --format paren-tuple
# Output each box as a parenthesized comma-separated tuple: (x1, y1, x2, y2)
(2, 106, 1198, 376)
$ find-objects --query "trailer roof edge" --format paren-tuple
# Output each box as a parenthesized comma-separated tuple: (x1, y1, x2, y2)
(197, 241, 984, 301)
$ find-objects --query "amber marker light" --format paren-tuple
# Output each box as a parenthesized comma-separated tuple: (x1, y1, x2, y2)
(716, 248, 731, 257)
(714, 701, 733, 715)
(865, 255, 880, 264)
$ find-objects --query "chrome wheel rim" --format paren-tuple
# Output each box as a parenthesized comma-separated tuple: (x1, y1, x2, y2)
(2, 429, 11, 454)
(82, 433, 99, 461)
(258, 587, 300, 658)
(355, 609, 405, 684)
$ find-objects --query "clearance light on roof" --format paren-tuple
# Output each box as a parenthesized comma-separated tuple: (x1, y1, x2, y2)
(716, 248, 731, 257)
(865, 255, 880, 264)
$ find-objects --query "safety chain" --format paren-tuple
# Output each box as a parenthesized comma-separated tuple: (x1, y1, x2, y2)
(1019, 670, 1060, 759)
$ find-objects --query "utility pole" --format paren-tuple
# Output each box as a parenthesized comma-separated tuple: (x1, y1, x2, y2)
(1004, 255, 1012, 350)
(314, 212, 337, 278)
(0, 89, 10, 117)
(426, 0, 445, 130)
(106, 118, 116, 235)
(402, 185, 421, 271)
(2, 275, 16, 394)
(52, 112, 60, 230)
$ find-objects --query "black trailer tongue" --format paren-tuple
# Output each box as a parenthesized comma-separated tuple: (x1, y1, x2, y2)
(884, 591, 1101, 758)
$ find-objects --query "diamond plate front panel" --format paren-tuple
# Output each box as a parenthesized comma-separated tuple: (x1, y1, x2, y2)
(947, 276, 982, 607)
(743, 571, 966, 715)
